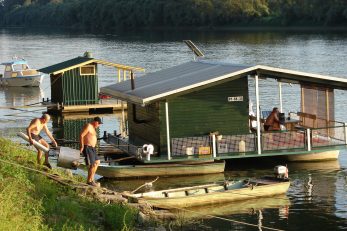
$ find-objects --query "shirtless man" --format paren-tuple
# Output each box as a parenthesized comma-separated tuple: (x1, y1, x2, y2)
(80, 117, 102, 186)
(27, 113, 57, 169)
(264, 107, 280, 131)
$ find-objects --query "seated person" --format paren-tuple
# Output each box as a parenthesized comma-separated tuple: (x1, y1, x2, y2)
(264, 107, 280, 131)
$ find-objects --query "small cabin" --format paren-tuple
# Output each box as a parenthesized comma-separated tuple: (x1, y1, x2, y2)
(101, 60, 347, 162)
(39, 52, 144, 107)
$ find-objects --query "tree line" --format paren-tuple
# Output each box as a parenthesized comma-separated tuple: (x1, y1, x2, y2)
(0, 0, 346, 30)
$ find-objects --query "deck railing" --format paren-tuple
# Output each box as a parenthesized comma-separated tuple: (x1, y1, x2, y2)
(171, 136, 211, 156)
(107, 124, 346, 160)
(107, 134, 142, 156)
(261, 130, 305, 151)
(311, 126, 346, 148)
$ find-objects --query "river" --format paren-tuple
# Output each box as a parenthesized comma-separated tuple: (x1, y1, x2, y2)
(0, 28, 346, 230)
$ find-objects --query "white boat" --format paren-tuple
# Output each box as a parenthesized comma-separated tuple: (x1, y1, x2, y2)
(0, 59, 43, 87)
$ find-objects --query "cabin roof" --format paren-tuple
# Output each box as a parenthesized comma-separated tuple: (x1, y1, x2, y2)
(39, 56, 145, 75)
(101, 60, 347, 105)
(1, 60, 28, 65)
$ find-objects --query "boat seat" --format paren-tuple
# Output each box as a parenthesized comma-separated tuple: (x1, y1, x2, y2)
(22, 69, 39, 76)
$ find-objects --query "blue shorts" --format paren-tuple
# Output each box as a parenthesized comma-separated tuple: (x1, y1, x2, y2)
(82, 145, 99, 165)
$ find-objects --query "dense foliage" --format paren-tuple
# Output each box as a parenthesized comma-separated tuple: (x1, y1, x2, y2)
(0, 0, 346, 30)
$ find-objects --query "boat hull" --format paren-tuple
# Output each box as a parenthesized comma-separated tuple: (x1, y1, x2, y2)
(130, 177, 290, 209)
(80, 160, 225, 178)
(0, 74, 43, 87)
(285, 150, 339, 162)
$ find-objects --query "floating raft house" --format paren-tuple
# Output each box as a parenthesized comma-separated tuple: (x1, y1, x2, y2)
(101, 60, 347, 163)
(39, 52, 144, 113)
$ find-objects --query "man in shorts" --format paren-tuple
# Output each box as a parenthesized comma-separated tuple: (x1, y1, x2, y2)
(80, 117, 102, 186)
(27, 113, 58, 169)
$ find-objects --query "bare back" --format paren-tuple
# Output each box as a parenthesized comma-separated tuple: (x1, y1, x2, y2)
(80, 123, 97, 147)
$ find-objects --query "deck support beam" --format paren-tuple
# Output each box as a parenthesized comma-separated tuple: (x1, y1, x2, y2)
(165, 101, 171, 160)
(255, 74, 262, 154)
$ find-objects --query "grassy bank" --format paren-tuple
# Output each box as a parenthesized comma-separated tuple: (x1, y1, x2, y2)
(0, 137, 137, 231)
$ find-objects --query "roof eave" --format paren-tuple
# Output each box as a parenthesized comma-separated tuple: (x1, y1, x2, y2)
(100, 86, 144, 105)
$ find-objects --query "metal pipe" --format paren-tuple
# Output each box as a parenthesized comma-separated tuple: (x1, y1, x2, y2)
(278, 82, 283, 112)
(255, 74, 262, 155)
(212, 134, 217, 158)
(165, 101, 171, 160)
(307, 128, 311, 151)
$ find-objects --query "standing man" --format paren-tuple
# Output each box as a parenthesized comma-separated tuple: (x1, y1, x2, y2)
(27, 113, 57, 169)
(80, 117, 102, 186)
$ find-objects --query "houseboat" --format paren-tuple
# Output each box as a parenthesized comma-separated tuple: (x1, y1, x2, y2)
(100, 59, 347, 164)
(0, 60, 43, 87)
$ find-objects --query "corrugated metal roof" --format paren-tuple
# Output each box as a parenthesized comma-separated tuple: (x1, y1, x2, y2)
(101, 61, 254, 105)
(39, 57, 145, 75)
(101, 60, 347, 105)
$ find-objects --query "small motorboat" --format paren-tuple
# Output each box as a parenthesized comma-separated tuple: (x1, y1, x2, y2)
(126, 166, 290, 209)
(0, 59, 44, 87)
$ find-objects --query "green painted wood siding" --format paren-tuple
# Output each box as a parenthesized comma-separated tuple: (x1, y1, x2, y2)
(50, 73, 63, 103)
(127, 77, 249, 156)
(55, 64, 99, 105)
(128, 103, 160, 150)
(159, 77, 249, 154)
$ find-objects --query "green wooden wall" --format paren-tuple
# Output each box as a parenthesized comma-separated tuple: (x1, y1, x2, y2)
(50, 73, 63, 104)
(159, 77, 249, 154)
(128, 103, 160, 150)
(51, 64, 99, 105)
(128, 77, 249, 156)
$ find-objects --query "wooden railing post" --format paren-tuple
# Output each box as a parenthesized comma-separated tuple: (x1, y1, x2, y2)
(344, 123, 347, 145)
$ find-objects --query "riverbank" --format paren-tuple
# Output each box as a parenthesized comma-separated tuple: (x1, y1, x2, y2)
(0, 137, 137, 231)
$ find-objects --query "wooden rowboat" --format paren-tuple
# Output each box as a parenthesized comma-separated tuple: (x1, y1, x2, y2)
(79, 160, 225, 179)
(126, 176, 290, 209)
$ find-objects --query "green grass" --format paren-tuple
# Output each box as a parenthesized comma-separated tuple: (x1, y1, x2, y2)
(0, 137, 137, 231)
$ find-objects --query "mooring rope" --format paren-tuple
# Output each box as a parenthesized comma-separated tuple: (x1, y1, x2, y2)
(160, 204, 285, 231)
(0, 158, 85, 187)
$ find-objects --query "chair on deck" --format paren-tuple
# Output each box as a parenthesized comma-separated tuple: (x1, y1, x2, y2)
(262, 111, 272, 120)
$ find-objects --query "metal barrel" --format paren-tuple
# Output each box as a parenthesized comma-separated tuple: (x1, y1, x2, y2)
(57, 146, 81, 169)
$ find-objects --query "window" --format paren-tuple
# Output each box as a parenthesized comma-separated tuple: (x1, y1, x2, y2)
(80, 65, 95, 75)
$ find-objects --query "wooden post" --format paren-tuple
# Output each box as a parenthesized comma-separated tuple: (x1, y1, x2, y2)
(255, 74, 262, 155)
(118, 69, 121, 82)
(344, 123, 347, 145)
(123, 70, 127, 81)
(165, 101, 171, 160)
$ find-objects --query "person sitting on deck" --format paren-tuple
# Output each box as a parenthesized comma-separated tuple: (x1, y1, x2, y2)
(264, 107, 280, 131)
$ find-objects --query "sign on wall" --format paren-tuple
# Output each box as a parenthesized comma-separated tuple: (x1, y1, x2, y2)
(228, 96, 243, 102)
